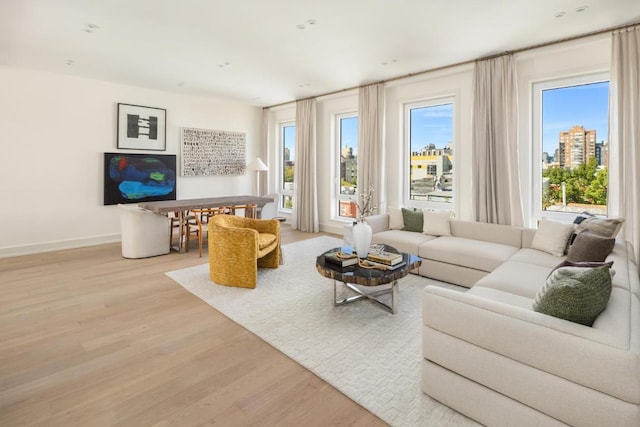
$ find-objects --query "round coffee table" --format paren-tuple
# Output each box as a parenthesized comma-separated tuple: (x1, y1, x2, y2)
(316, 245, 421, 314)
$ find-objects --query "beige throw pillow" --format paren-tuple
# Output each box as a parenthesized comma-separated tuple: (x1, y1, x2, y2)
(388, 207, 404, 230)
(422, 210, 453, 236)
(531, 219, 574, 257)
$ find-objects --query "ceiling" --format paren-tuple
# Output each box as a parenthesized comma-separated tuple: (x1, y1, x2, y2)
(2, 0, 640, 107)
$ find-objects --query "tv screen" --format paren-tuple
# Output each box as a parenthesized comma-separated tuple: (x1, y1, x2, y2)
(104, 152, 177, 205)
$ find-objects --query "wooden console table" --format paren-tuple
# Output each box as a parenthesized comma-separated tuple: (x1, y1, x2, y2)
(139, 195, 274, 253)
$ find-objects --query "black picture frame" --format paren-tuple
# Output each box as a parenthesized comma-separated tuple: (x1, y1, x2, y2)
(117, 103, 167, 150)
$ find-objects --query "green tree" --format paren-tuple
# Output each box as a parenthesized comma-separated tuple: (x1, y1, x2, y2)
(584, 168, 608, 205)
(284, 165, 294, 183)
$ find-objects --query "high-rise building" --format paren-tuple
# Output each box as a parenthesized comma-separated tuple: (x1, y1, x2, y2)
(558, 125, 596, 168)
(595, 141, 609, 166)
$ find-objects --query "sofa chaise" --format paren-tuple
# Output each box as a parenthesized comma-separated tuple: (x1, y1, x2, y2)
(365, 212, 640, 427)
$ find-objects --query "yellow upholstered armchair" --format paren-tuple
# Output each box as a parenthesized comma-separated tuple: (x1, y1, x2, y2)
(208, 215, 280, 288)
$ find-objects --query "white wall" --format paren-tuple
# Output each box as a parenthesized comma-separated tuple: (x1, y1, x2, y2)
(0, 67, 262, 257)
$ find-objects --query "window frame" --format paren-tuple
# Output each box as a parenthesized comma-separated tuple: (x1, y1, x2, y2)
(531, 72, 609, 222)
(279, 121, 295, 213)
(334, 111, 358, 222)
(402, 96, 456, 211)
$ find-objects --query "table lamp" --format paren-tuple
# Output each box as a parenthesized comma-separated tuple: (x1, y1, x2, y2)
(247, 156, 268, 196)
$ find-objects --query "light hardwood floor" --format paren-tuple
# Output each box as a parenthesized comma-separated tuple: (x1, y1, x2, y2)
(0, 225, 387, 426)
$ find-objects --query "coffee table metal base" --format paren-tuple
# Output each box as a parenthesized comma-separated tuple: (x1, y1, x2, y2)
(333, 279, 398, 314)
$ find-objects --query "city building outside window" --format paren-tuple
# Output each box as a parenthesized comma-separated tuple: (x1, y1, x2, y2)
(533, 74, 609, 217)
(336, 113, 358, 219)
(404, 98, 455, 207)
(280, 122, 295, 211)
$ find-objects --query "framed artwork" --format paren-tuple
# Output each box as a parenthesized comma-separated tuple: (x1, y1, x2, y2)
(117, 103, 166, 150)
(103, 152, 176, 205)
(180, 127, 246, 176)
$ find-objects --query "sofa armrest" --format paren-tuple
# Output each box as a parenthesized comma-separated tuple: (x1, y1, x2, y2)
(423, 285, 640, 403)
(365, 214, 389, 234)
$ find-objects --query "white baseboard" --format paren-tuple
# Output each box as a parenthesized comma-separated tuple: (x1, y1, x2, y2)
(0, 234, 121, 259)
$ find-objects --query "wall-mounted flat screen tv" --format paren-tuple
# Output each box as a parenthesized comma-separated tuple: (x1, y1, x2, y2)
(104, 152, 177, 205)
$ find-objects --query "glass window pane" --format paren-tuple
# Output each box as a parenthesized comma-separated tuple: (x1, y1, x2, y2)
(541, 82, 609, 215)
(281, 124, 295, 210)
(338, 115, 358, 219)
(409, 103, 454, 203)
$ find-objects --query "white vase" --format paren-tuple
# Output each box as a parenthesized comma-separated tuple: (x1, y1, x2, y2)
(352, 221, 372, 259)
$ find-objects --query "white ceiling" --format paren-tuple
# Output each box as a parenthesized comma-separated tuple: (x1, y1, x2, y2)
(2, 0, 640, 107)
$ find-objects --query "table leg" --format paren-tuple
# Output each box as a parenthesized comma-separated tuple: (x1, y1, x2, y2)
(178, 210, 186, 253)
(333, 280, 397, 314)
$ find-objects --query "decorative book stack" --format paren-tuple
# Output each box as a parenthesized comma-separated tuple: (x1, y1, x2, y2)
(367, 251, 403, 266)
(324, 251, 359, 267)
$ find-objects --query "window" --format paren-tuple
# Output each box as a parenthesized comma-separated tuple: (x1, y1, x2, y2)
(336, 113, 358, 219)
(280, 122, 295, 211)
(404, 98, 455, 206)
(533, 74, 609, 218)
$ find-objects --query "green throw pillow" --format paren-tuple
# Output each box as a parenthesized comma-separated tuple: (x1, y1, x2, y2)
(401, 208, 423, 232)
(532, 266, 612, 326)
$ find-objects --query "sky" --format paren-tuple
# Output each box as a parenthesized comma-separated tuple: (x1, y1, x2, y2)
(542, 81, 609, 155)
(300, 82, 608, 158)
(340, 116, 358, 154)
(410, 103, 453, 151)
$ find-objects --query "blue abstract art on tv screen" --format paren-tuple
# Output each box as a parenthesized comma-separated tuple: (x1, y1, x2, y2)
(104, 152, 177, 205)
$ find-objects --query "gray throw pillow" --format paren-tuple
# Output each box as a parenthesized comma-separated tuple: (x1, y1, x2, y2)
(533, 266, 612, 326)
(566, 231, 615, 262)
(401, 208, 423, 232)
(575, 216, 624, 238)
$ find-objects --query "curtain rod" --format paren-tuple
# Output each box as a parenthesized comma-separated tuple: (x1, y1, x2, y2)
(263, 20, 640, 110)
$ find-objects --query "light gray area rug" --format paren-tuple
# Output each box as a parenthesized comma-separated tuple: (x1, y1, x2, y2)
(166, 236, 478, 427)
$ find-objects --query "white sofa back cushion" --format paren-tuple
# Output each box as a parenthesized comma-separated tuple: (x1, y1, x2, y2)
(450, 220, 523, 247)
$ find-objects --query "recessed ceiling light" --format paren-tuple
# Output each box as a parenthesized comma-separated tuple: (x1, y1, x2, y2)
(307, 19, 316, 25)
(177, 82, 185, 86)
(65, 59, 75, 66)
(84, 23, 100, 33)
(576, 5, 589, 12)
(554, 11, 567, 18)
(296, 24, 306, 30)
(217, 62, 231, 69)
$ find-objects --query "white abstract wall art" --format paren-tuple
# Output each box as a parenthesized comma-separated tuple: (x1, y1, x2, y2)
(180, 127, 246, 176)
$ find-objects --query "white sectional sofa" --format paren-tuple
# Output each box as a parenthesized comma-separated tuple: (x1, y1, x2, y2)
(365, 213, 640, 427)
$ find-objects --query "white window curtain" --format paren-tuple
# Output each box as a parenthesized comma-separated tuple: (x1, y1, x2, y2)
(357, 83, 385, 213)
(292, 98, 319, 232)
(609, 25, 640, 263)
(471, 54, 523, 226)
(259, 108, 271, 196)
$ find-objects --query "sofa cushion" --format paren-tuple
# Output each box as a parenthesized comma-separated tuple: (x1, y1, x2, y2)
(419, 236, 519, 273)
(575, 216, 625, 238)
(566, 231, 615, 262)
(401, 208, 423, 232)
(388, 207, 404, 230)
(508, 248, 564, 269)
(371, 229, 436, 256)
(257, 233, 277, 250)
(531, 219, 574, 257)
(450, 220, 523, 247)
(533, 265, 612, 326)
(467, 286, 534, 310)
(475, 260, 552, 299)
(422, 210, 453, 236)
